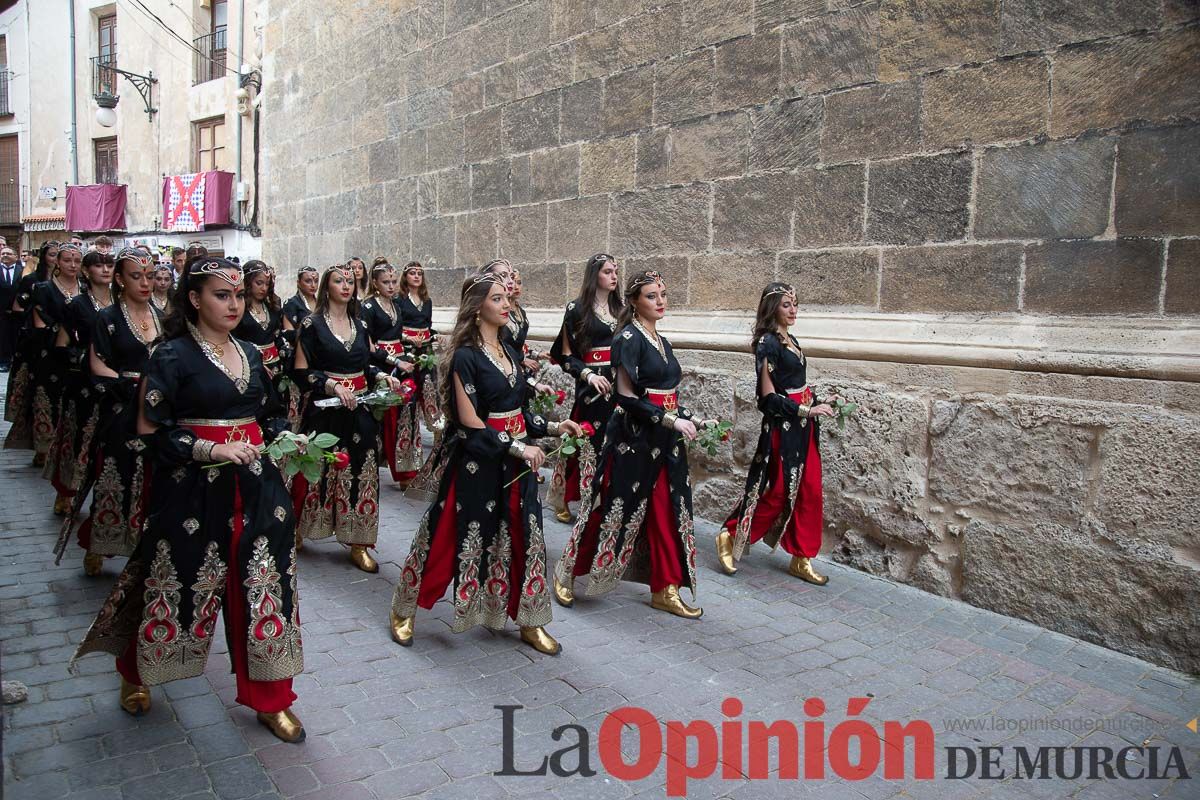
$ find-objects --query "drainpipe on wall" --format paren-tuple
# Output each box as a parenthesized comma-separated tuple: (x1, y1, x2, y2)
(68, 0, 79, 184)
(234, 0, 244, 227)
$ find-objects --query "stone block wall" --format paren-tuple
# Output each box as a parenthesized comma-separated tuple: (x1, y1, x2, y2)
(258, 1, 1200, 671)
(260, 0, 1198, 315)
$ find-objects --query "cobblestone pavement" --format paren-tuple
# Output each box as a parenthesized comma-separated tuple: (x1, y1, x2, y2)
(3, 382, 1198, 799)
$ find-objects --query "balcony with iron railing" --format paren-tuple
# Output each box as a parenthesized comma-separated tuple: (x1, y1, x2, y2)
(92, 50, 119, 98)
(0, 69, 12, 116)
(193, 28, 227, 86)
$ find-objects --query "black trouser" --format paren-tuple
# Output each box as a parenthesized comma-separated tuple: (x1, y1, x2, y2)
(0, 312, 19, 366)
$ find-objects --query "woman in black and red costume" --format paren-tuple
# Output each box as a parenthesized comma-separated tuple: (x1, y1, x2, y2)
(360, 260, 419, 485)
(291, 264, 408, 572)
(73, 256, 307, 743)
(546, 253, 621, 524)
(553, 269, 705, 619)
(23, 243, 85, 466)
(389, 273, 581, 654)
(3, 241, 60, 456)
(716, 283, 839, 585)
(43, 251, 115, 517)
(397, 260, 443, 439)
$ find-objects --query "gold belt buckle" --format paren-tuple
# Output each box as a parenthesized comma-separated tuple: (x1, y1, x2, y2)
(225, 427, 248, 443)
(506, 415, 522, 436)
(338, 377, 356, 390)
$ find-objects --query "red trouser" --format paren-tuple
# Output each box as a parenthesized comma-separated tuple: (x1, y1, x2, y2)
(117, 482, 296, 714)
(726, 429, 823, 558)
(573, 465, 684, 591)
(417, 476, 529, 620)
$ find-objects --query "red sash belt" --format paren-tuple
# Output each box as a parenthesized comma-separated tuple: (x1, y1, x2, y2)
(255, 343, 280, 364)
(486, 409, 527, 440)
(378, 339, 404, 356)
(180, 417, 264, 446)
(584, 346, 611, 366)
(645, 388, 679, 411)
(403, 327, 431, 343)
(786, 386, 814, 405)
(327, 372, 367, 393)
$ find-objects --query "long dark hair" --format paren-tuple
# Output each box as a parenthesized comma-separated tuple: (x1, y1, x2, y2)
(616, 269, 664, 329)
(402, 260, 429, 304)
(572, 253, 622, 353)
(368, 259, 397, 300)
(26, 241, 59, 280)
(347, 256, 369, 298)
(751, 282, 795, 351)
(439, 275, 504, 420)
(314, 264, 361, 318)
(80, 251, 114, 291)
(162, 257, 243, 340)
(242, 260, 281, 312)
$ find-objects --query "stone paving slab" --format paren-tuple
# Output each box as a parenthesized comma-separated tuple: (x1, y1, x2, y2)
(2, 380, 1197, 799)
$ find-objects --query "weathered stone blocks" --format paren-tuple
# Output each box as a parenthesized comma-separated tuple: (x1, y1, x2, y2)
(782, 4, 878, 96)
(778, 249, 879, 307)
(610, 184, 711, 256)
(1115, 126, 1200, 237)
(867, 152, 972, 244)
(822, 82, 920, 162)
(1024, 239, 1162, 314)
(1165, 239, 1200, 314)
(690, 253, 775, 310)
(974, 138, 1115, 240)
(881, 244, 1021, 312)
(1051, 26, 1200, 137)
(712, 174, 797, 251)
(750, 98, 822, 172)
(921, 57, 1049, 149)
(793, 164, 865, 247)
(547, 196, 610, 262)
(878, 0, 1001, 81)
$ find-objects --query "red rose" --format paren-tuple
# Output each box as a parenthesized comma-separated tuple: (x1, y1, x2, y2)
(580, 422, 596, 437)
(720, 429, 732, 442)
(399, 378, 418, 397)
(332, 451, 351, 470)
(555, 389, 567, 405)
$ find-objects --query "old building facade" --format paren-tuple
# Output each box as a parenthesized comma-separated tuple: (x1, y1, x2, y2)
(0, 0, 265, 256)
(259, 1, 1198, 671)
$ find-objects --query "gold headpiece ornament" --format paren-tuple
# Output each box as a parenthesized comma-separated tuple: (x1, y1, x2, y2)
(189, 257, 243, 287)
(764, 284, 797, 301)
(628, 270, 665, 290)
(115, 247, 154, 268)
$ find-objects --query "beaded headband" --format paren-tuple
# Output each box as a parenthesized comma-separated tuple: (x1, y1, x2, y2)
(371, 262, 397, 275)
(58, 243, 83, 254)
(764, 284, 797, 301)
(115, 247, 153, 268)
(297, 265, 318, 275)
(190, 257, 243, 287)
(325, 264, 353, 280)
(480, 258, 511, 274)
(627, 270, 664, 291)
(243, 260, 272, 277)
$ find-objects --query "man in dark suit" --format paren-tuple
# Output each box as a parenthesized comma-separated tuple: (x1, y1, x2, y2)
(0, 245, 21, 371)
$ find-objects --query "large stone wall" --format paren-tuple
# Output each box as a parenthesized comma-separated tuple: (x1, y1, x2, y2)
(260, 0, 1198, 312)
(258, 1, 1200, 672)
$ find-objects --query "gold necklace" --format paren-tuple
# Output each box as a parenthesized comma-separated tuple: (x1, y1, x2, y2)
(633, 318, 666, 362)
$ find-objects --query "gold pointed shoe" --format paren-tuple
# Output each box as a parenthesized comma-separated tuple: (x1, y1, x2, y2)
(520, 626, 562, 655)
(390, 612, 414, 646)
(650, 585, 703, 619)
(257, 708, 306, 743)
(555, 507, 572, 524)
(83, 553, 104, 576)
(788, 556, 829, 586)
(53, 495, 70, 516)
(715, 531, 737, 575)
(552, 574, 574, 608)
(119, 677, 151, 716)
(349, 545, 379, 573)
